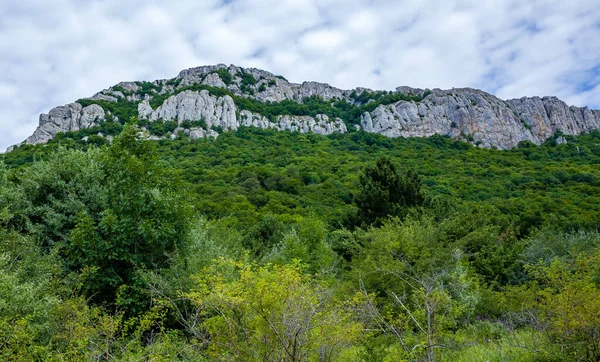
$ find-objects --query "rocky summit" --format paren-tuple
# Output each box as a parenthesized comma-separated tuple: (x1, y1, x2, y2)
(15, 64, 600, 151)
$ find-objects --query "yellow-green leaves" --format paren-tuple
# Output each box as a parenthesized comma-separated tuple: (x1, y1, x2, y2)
(187, 259, 362, 361)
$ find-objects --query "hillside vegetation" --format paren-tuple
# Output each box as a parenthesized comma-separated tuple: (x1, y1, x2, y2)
(1, 124, 600, 361)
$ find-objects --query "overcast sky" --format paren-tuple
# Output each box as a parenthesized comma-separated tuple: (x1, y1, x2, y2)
(1, 0, 600, 151)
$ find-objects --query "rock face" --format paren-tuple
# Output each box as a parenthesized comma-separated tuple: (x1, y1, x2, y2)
(26, 103, 105, 145)
(359, 88, 600, 149)
(14, 64, 600, 151)
(505, 96, 600, 143)
(144, 90, 238, 130)
(139, 90, 347, 135)
(175, 64, 353, 102)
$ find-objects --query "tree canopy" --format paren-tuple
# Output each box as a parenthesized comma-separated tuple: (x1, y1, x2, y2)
(1, 125, 600, 360)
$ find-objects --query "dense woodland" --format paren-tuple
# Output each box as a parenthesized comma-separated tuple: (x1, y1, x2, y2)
(2, 123, 600, 361)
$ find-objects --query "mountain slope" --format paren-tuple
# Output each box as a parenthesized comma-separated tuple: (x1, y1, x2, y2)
(14, 64, 600, 151)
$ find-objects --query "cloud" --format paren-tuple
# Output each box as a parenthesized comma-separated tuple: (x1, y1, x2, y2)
(1, 0, 599, 151)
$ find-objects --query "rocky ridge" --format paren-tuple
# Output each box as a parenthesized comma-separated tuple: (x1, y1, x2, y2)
(25, 103, 106, 146)
(15, 64, 600, 151)
(137, 90, 347, 137)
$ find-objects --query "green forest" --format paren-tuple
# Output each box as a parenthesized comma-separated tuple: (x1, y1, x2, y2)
(2, 123, 600, 361)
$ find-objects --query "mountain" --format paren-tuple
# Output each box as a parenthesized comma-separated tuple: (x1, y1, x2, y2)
(3, 64, 600, 361)
(13, 64, 600, 152)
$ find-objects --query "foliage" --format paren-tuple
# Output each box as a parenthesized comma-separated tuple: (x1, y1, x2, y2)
(147, 119, 178, 136)
(355, 156, 424, 227)
(7, 128, 600, 234)
(136, 81, 162, 96)
(1, 120, 600, 359)
(186, 259, 363, 361)
(239, 72, 257, 86)
(0, 230, 62, 359)
(76, 98, 138, 124)
(521, 229, 600, 266)
(215, 69, 232, 85)
(165, 77, 182, 87)
(514, 254, 600, 360)
(15, 147, 108, 248)
(66, 124, 192, 309)
(180, 119, 207, 129)
(350, 216, 483, 361)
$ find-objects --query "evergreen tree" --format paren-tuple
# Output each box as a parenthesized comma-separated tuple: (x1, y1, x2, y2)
(355, 156, 423, 226)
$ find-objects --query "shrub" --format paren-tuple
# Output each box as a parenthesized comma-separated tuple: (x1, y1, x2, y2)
(215, 69, 232, 85)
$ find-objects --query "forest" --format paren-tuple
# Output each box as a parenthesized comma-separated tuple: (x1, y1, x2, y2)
(1, 123, 600, 361)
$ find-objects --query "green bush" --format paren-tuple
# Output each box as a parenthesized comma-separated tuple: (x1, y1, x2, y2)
(215, 68, 232, 85)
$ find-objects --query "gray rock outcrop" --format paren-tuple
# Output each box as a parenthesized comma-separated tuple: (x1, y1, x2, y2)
(277, 114, 347, 134)
(13, 64, 600, 151)
(142, 90, 238, 130)
(139, 90, 347, 138)
(360, 88, 600, 149)
(26, 103, 105, 145)
(202, 73, 227, 88)
(138, 100, 153, 119)
(189, 127, 219, 140)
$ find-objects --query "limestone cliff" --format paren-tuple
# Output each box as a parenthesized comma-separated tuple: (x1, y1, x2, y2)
(137, 90, 346, 136)
(26, 103, 106, 145)
(360, 87, 600, 149)
(15, 64, 600, 151)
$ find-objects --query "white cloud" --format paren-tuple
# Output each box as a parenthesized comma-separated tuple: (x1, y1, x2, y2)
(1, 0, 599, 151)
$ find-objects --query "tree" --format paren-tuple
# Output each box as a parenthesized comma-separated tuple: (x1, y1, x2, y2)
(67, 124, 192, 311)
(355, 157, 424, 227)
(0, 162, 27, 231)
(186, 259, 362, 361)
(267, 217, 338, 274)
(351, 217, 481, 361)
(12, 148, 107, 248)
(516, 254, 600, 360)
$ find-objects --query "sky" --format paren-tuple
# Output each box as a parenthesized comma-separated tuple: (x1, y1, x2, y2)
(1, 0, 600, 151)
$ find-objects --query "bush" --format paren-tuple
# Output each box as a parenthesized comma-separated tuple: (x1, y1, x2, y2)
(215, 68, 232, 85)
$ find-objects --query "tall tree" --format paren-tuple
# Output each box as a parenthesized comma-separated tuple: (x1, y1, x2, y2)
(355, 156, 424, 227)
(67, 124, 192, 311)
